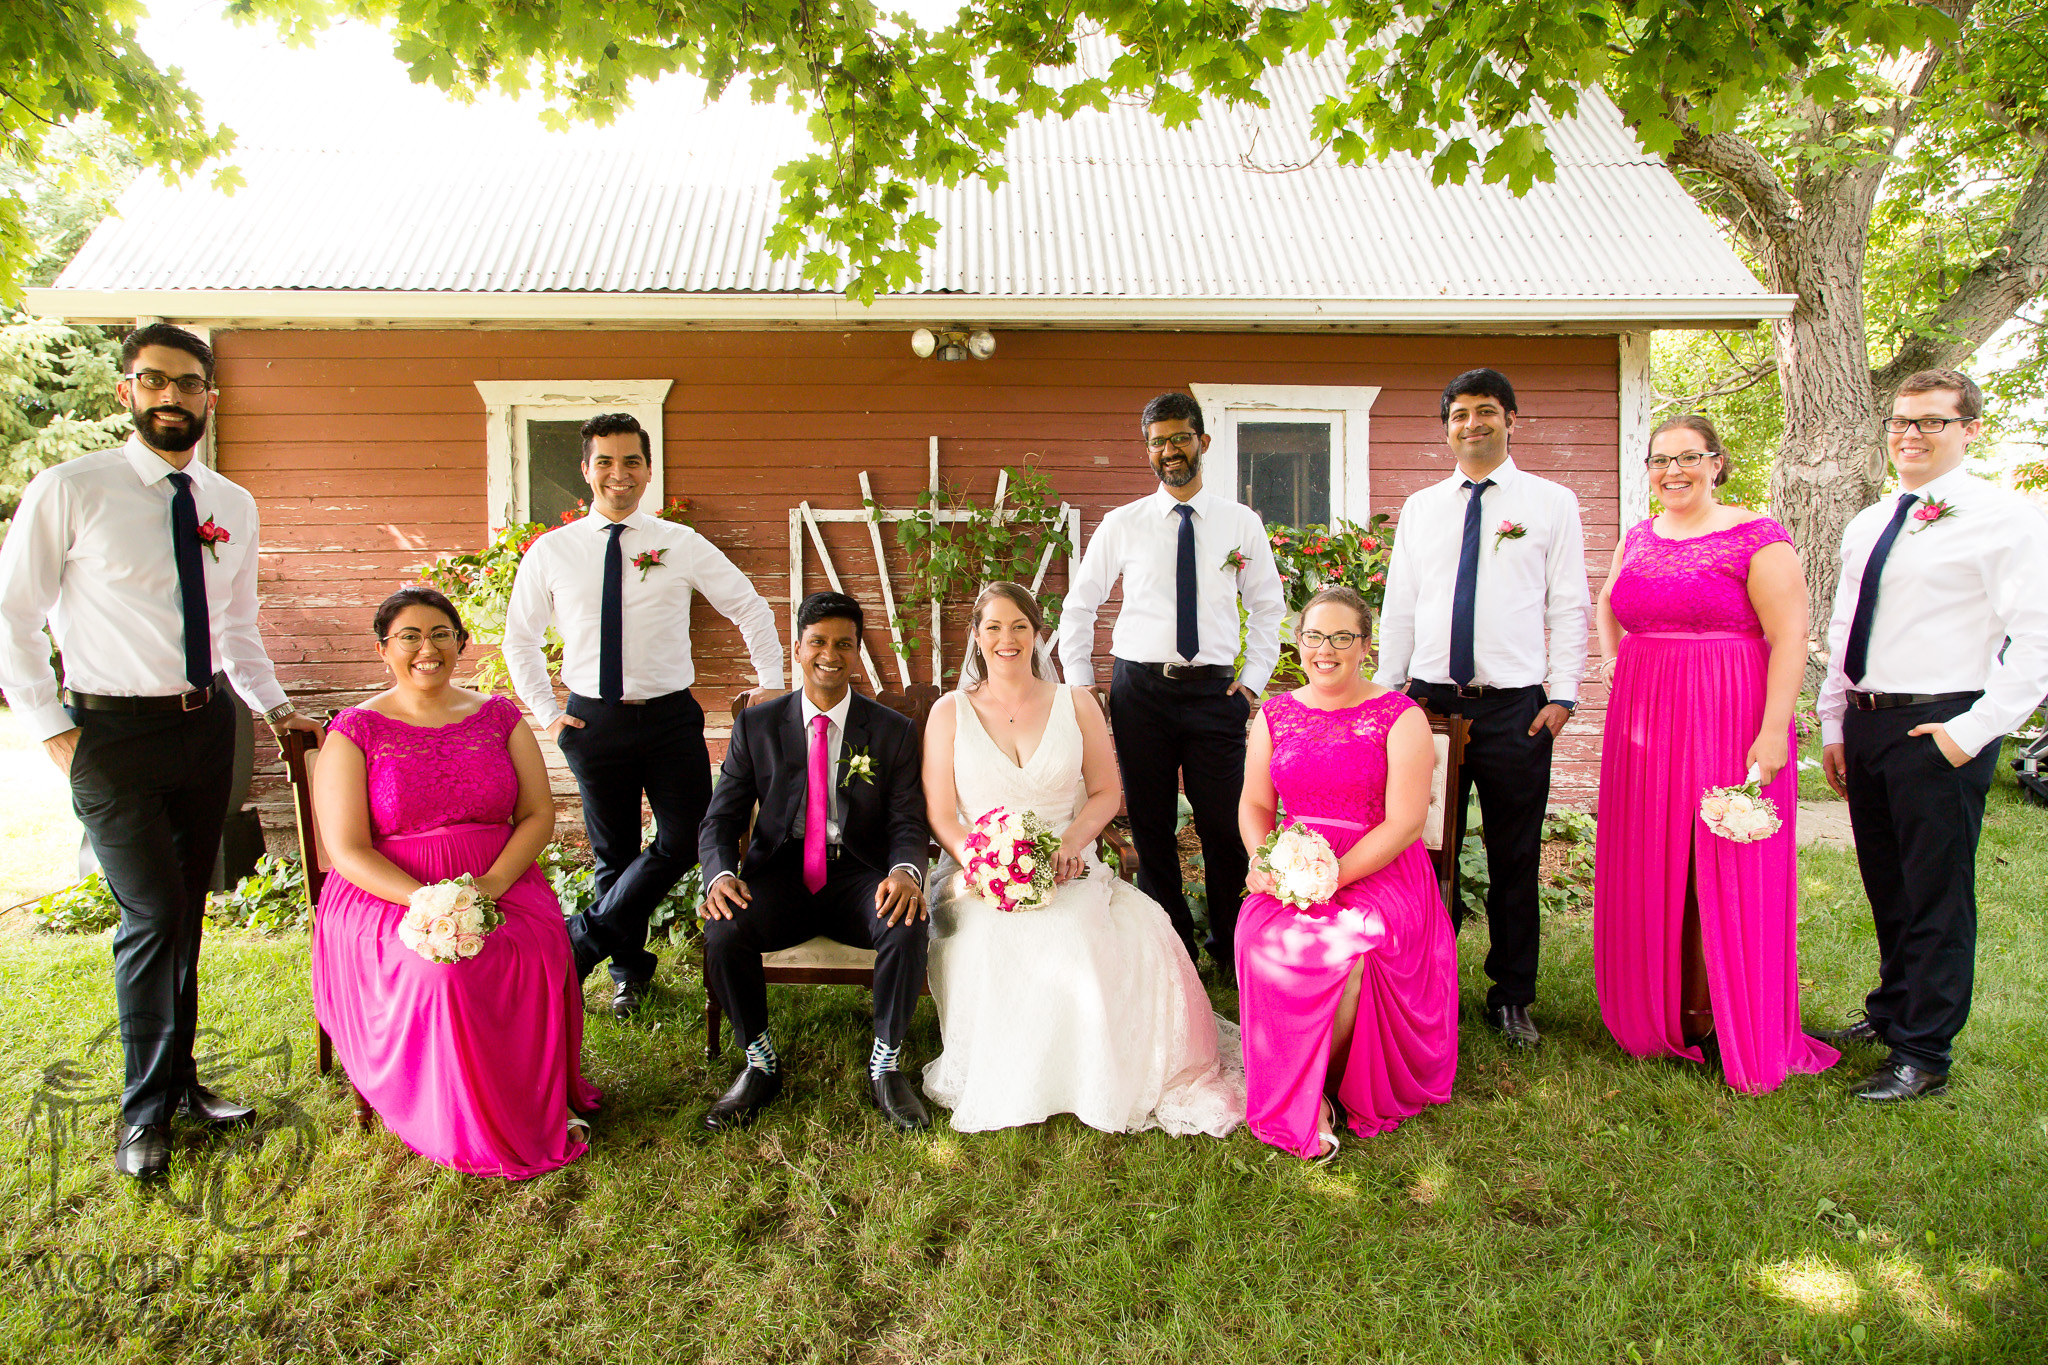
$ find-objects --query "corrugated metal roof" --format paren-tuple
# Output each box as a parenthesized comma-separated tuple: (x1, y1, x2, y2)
(54, 48, 1766, 303)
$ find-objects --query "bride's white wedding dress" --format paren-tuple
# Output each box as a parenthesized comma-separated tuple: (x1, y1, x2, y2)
(922, 686, 1244, 1135)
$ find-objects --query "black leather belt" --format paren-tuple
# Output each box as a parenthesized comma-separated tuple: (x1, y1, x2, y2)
(63, 675, 222, 715)
(1848, 690, 1980, 711)
(1414, 680, 1522, 700)
(1127, 661, 1235, 681)
(570, 689, 690, 709)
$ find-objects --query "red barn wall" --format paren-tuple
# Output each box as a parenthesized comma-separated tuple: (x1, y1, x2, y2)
(213, 327, 1619, 820)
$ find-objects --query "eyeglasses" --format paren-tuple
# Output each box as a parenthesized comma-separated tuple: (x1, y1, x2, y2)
(1645, 451, 1716, 470)
(1297, 630, 1362, 650)
(126, 370, 212, 396)
(384, 628, 460, 650)
(1882, 416, 1970, 435)
(1145, 432, 1200, 451)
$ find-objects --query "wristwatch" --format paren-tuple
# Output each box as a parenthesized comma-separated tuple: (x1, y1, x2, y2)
(261, 701, 298, 728)
(1552, 699, 1577, 714)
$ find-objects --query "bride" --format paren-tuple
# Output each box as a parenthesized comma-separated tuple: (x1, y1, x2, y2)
(920, 581, 1243, 1135)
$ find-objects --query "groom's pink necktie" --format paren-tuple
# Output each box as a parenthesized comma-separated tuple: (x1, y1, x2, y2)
(804, 713, 830, 893)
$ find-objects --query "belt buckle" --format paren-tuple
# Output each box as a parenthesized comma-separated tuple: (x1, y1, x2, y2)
(1454, 683, 1486, 700)
(180, 686, 209, 712)
(1851, 692, 1878, 711)
(1160, 662, 1188, 680)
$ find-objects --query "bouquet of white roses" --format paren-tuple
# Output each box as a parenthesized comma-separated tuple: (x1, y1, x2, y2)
(398, 873, 504, 964)
(961, 806, 1062, 913)
(1699, 766, 1783, 844)
(1254, 822, 1342, 910)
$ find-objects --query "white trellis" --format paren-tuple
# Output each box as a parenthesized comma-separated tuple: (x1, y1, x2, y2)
(789, 437, 1083, 691)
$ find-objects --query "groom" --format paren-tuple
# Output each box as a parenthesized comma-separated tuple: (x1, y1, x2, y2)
(698, 592, 932, 1131)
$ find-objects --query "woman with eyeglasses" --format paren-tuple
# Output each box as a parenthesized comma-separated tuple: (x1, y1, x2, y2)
(1592, 416, 1839, 1092)
(1235, 586, 1456, 1160)
(311, 586, 601, 1176)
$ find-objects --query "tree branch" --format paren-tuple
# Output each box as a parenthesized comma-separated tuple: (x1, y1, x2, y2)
(1666, 124, 1802, 256)
(1874, 150, 2048, 392)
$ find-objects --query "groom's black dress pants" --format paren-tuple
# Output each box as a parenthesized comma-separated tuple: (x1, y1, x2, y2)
(66, 685, 235, 1126)
(1843, 694, 2000, 1075)
(1408, 681, 1552, 1011)
(702, 846, 927, 1048)
(1108, 659, 1252, 972)
(555, 689, 713, 985)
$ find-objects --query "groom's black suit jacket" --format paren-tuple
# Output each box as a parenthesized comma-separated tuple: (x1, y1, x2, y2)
(698, 690, 929, 885)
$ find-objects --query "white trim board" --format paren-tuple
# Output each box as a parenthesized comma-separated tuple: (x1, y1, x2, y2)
(474, 380, 673, 530)
(1617, 333, 1654, 526)
(1191, 384, 1382, 525)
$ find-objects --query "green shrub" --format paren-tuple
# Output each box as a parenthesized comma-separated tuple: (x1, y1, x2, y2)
(206, 855, 310, 934)
(30, 872, 121, 934)
(540, 838, 702, 945)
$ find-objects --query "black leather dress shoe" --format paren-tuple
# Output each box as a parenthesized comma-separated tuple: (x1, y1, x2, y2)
(1816, 1012, 1887, 1049)
(1850, 1062, 1948, 1102)
(114, 1123, 170, 1179)
(703, 1067, 782, 1130)
(611, 979, 652, 1020)
(177, 1084, 255, 1127)
(867, 1070, 931, 1131)
(1487, 1004, 1542, 1049)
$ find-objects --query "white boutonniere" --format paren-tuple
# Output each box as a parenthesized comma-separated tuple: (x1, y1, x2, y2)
(841, 745, 875, 789)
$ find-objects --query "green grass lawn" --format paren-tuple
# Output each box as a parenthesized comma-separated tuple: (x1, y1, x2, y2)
(2, 757, 2043, 1363)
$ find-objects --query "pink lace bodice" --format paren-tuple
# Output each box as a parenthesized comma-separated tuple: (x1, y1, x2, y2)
(327, 694, 524, 838)
(1607, 516, 1790, 636)
(1265, 690, 1416, 851)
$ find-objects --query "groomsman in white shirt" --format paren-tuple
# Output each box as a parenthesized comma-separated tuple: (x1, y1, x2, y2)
(504, 413, 783, 1018)
(0, 323, 320, 1179)
(1059, 392, 1286, 977)
(1815, 369, 2048, 1101)
(1375, 368, 1590, 1048)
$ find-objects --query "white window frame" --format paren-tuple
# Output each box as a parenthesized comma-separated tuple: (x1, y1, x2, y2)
(1189, 384, 1382, 525)
(474, 380, 673, 531)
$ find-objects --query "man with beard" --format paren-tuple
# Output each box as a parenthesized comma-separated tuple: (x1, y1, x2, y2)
(1058, 391, 1285, 978)
(0, 323, 318, 1179)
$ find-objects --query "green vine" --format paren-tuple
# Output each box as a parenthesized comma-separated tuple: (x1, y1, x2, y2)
(1260, 514, 1396, 689)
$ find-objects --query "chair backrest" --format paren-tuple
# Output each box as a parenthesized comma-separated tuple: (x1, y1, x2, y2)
(1419, 709, 1471, 889)
(279, 727, 330, 907)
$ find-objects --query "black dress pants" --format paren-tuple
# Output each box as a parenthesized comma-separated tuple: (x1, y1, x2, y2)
(701, 848, 928, 1048)
(1843, 696, 2000, 1075)
(1108, 659, 1253, 971)
(66, 687, 235, 1126)
(556, 690, 713, 985)
(1408, 682, 1552, 1010)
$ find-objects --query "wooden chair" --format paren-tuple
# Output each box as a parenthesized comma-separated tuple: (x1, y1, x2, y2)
(702, 684, 1138, 1060)
(1419, 710, 1472, 916)
(279, 726, 375, 1129)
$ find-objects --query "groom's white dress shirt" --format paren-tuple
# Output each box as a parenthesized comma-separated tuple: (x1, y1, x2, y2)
(1057, 485, 1286, 692)
(1816, 466, 2048, 758)
(1373, 457, 1591, 701)
(0, 436, 288, 741)
(504, 509, 783, 727)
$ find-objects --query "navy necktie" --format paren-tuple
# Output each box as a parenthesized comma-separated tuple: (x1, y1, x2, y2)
(1842, 492, 1920, 686)
(1174, 503, 1198, 661)
(165, 471, 212, 692)
(599, 522, 626, 703)
(1447, 478, 1493, 686)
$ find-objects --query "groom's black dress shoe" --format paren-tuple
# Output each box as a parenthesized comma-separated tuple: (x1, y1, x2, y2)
(114, 1124, 170, 1179)
(703, 1066, 781, 1130)
(1850, 1062, 1948, 1102)
(1816, 1012, 1887, 1049)
(867, 1070, 931, 1131)
(177, 1084, 255, 1127)
(611, 979, 652, 1020)
(1487, 1005, 1542, 1049)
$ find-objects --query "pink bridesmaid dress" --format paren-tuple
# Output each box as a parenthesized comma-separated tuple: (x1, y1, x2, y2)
(1236, 691, 1458, 1157)
(311, 695, 602, 1177)
(1594, 516, 1838, 1092)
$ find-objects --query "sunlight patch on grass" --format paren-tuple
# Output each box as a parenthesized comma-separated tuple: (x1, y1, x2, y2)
(921, 1135, 964, 1170)
(1406, 1160, 1452, 1206)
(1867, 1256, 1965, 1339)
(1759, 1258, 1862, 1315)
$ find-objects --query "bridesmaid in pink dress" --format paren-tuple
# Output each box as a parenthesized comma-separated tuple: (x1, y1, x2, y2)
(1594, 416, 1838, 1092)
(312, 587, 601, 1177)
(1236, 587, 1458, 1159)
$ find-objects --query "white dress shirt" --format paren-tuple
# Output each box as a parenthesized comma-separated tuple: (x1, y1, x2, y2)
(504, 510, 783, 727)
(0, 436, 289, 742)
(1817, 467, 2048, 757)
(1373, 457, 1591, 700)
(1056, 485, 1286, 692)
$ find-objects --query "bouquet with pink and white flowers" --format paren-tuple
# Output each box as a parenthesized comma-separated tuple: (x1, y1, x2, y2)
(1254, 822, 1342, 910)
(398, 873, 504, 964)
(1699, 766, 1784, 844)
(961, 806, 1062, 913)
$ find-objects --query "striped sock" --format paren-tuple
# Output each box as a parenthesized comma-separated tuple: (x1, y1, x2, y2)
(869, 1037, 902, 1079)
(744, 1031, 780, 1076)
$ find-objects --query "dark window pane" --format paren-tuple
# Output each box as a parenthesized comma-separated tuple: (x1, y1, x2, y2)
(527, 420, 588, 527)
(1239, 421, 1331, 526)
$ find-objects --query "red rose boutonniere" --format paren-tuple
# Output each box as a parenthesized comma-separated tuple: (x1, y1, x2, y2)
(1493, 519, 1527, 553)
(632, 548, 666, 581)
(1221, 548, 1248, 573)
(1908, 499, 1955, 533)
(196, 518, 231, 562)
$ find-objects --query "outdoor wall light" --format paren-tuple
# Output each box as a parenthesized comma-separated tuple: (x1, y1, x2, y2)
(909, 327, 995, 361)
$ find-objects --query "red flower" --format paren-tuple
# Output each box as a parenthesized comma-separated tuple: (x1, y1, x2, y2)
(195, 518, 231, 562)
(1361, 537, 1379, 552)
(1370, 571, 1385, 583)
(1908, 499, 1955, 533)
